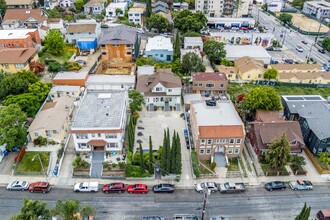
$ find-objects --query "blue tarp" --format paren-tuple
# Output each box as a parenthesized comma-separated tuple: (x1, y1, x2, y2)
(77, 38, 97, 50)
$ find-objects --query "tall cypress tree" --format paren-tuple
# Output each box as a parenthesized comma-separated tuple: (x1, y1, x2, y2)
(139, 143, 144, 173)
(165, 128, 171, 174)
(146, 0, 152, 18)
(173, 32, 181, 60)
(148, 136, 154, 174)
(160, 129, 167, 176)
(170, 130, 177, 173)
(175, 132, 182, 174)
(295, 203, 311, 220)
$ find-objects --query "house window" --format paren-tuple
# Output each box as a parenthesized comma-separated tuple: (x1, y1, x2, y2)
(206, 83, 214, 88)
(53, 130, 59, 134)
(228, 148, 233, 154)
(126, 44, 131, 47)
(216, 139, 220, 144)
(156, 87, 162, 91)
(160, 54, 164, 57)
(14, 64, 25, 68)
(34, 132, 40, 137)
(200, 149, 205, 155)
(102, 52, 107, 55)
(206, 149, 211, 154)
(98, 133, 102, 137)
(168, 89, 172, 92)
(78, 143, 87, 148)
(107, 143, 118, 148)
(76, 134, 88, 139)
(207, 139, 213, 145)
(101, 44, 105, 48)
(258, 74, 262, 78)
(234, 148, 240, 154)
(222, 139, 227, 144)
(220, 84, 224, 88)
(200, 139, 206, 145)
(229, 138, 235, 144)
(194, 83, 202, 87)
(127, 52, 132, 55)
(236, 138, 241, 144)
(91, 133, 95, 137)
(105, 133, 117, 138)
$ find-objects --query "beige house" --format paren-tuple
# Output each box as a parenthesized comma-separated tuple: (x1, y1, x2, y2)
(234, 56, 266, 81)
(192, 72, 228, 97)
(271, 63, 322, 73)
(28, 96, 75, 143)
(218, 65, 238, 81)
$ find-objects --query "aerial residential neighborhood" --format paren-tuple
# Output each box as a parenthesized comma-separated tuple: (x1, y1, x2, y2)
(0, 0, 330, 219)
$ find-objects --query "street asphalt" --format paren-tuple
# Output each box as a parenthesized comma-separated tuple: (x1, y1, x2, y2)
(1, 185, 330, 220)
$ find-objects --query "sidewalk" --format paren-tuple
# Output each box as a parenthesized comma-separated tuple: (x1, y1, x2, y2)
(203, 56, 214, 72)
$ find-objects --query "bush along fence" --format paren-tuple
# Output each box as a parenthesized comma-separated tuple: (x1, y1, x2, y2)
(288, 23, 327, 36)
(304, 148, 330, 174)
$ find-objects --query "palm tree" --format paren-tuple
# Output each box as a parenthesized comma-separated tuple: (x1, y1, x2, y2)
(10, 197, 51, 220)
(53, 200, 95, 220)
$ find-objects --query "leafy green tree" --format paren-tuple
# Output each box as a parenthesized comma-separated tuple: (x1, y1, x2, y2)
(46, 8, 62, 18)
(243, 86, 282, 112)
(160, 129, 171, 175)
(173, 32, 181, 60)
(291, 0, 307, 9)
(146, 0, 152, 18)
(174, 10, 207, 33)
(128, 90, 144, 114)
(0, 75, 29, 100)
(220, 59, 234, 66)
(278, 13, 293, 25)
(28, 81, 52, 102)
(4, 93, 40, 117)
(165, 128, 171, 173)
(44, 30, 66, 55)
(10, 197, 51, 220)
(146, 13, 169, 33)
(170, 130, 177, 173)
(322, 36, 330, 52)
(139, 142, 145, 172)
(148, 136, 154, 174)
(263, 68, 278, 80)
(136, 57, 155, 66)
(181, 52, 205, 74)
(53, 200, 94, 220)
(0, 104, 27, 150)
(295, 203, 311, 220)
(16, 70, 39, 84)
(75, 0, 84, 12)
(0, 70, 11, 81)
(271, 39, 281, 48)
(203, 40, 226, 64)
(0, 0, 7, 18)
(319, 152, 330, 165)
(175, 132, 182, 174)
(48, 61, 62, 72)
(265, 133, 293, 170)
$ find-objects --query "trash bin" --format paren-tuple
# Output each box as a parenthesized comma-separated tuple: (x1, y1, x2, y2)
(53, 166, 58, 176)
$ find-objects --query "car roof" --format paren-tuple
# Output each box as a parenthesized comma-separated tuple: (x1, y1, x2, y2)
(34, 182, 48, 187)
(134, 184, 146, 188)
(110, 182, 124, 186)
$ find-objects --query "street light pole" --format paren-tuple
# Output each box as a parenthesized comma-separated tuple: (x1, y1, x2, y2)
(201, 189, 210, 220)
(32, 153, 48, 182)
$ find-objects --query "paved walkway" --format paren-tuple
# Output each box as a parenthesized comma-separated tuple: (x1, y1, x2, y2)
(203, 56, 214, 72)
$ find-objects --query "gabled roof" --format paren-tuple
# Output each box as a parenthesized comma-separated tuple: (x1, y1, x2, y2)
(255, 110, 284, 122)
(271, 63, 322, 72)
(296, 102, 330, 140)
(128, 7, 145, 14)
(279, 71, 330, 80)
(0, 48, 37, 64)
(67, 23, 97, 33)
(4, 9, 47, 23)
(6, 0, 33, 6)
(192, 72, 228, 82)
(84, 0, 104, 7)
(152, 6, 169, 13)
(152, 1, 168, 9)
(249, 121, 304, 149)
(234, 56, 265, 74)
(217, 65, 238, 76)
(136, 69, 181, 95)
(99, 25, 137, 45)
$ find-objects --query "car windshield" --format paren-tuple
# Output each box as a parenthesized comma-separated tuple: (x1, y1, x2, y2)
(132, 184, 137, 189)
(22, 181, 26, 185)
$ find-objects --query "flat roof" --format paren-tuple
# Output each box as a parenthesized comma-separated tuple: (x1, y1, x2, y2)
(282, 95, 326, 102)
(146, 36, 173, 52)
(107, 2, 128, 9)
(0, 29, 37, 39)
(71, 91, 126, 129)
(137, 65, 155, 76)
(306, 1, 330, 9)
(183, 94, 202, 105)
(87, 75, 135, 84)
(225, 45, 271, 59)
(281, 95, 327, 114)
(49, 86, 81, 94)
(53, 71, 89, 80)
(192, 100, 243, 126)
(207, 17, 255, 23)
(184, 37, 203, 44)
(210, 32, 274, 38)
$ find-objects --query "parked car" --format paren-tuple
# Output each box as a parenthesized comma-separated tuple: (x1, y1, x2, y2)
(75, 60, 86, 66)
(152, 184, 174, 193)
(195, 182, 218, 193)
(142, 217, 164, 220)
(310, 57, 315, 62)
(29, 182, 51, 193)
(219, 182, 246, 193)
(74, 182, 99, 192)
(284, 59, 294, 64)
(296, 46, 304, 52)
(302, 40, 308, 44)
(264, 181, 286, 191)
(317, 210, 330, 220)
(7, 180, 30, 191)
(263, 26, 269, 30)
(127, 184, 148, 194)
(289, 180, 313, 190)
(318, 48, 326, 54)
(102, 182, 125, 193)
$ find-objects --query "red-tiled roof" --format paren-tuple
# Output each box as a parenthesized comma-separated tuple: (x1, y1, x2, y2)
(192, 72, 227, 81)
(199, 125, 244, 138)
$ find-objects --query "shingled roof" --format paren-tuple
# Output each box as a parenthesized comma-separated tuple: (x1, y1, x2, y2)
(3, 8, 47, 23)
(99, 25, 137, 45)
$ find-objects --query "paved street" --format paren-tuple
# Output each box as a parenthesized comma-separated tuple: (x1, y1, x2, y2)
(1, 186, 330, 220)
(251, 6, 330, 64)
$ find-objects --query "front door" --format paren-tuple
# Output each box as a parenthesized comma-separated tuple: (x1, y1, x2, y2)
(215, 146, 224, 153)
(93, 146, 105, 151)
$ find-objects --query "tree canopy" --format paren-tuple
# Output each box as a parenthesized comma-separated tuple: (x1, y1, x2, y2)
(295, 203, 311, 220)
(243, 86, 282, 112)
(145, 0, 152, 18)
(146, 13, 169, 33)
(44, 30, 66, 55)
(203, 40, 226, 64)
(322, 36, 330, 52)
(181, 52, 205, 74)
(75, 0, 84, 12)
(265, 133, 293, 170)
(291, 0, 308, 9)
(28, 81, 52, 102)
(4, 93, 41, 117)
(278, 13, 293, 24)
(0, 104, 27, 150)
(174, 10, 207, 33)
(173, 32, 181, 60)
(0, 0, 7, 17)
(263, 68, 278, 80)
(10, 197, 50, 220)
(128, 90, 144, 114)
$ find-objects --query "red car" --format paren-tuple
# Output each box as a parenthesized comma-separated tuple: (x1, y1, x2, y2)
(302, 40, 308, 45)
(127, 184, 148, 194)
(29, 182, 51, 193)
(103, 182, 125, 193)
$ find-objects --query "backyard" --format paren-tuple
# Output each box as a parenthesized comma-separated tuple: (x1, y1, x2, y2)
(38, 45, 75, 64)
(15, 152, 50, 175)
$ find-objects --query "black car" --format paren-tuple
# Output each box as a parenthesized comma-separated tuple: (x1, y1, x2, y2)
(152, 184, 174, 193)
(318, 48, 326, 54)
(265, 181, 286, 191)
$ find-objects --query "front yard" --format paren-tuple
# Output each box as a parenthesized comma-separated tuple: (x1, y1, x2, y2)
(38, 45, 75, 64)
(15, 152, 50, 175)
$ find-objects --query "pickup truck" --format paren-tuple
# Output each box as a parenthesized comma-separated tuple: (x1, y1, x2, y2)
(289, 180, 313, 191)
(74, 182, 99, 192)
(219, 182, 246, 193)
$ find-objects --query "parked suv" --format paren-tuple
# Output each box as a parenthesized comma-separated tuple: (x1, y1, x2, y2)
(103, 182, 125, 193)
(29, 182, 51, 193)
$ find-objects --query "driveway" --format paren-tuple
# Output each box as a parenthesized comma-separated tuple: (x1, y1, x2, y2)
(0, 152, 17, 175)
(91, 152, 104, 178)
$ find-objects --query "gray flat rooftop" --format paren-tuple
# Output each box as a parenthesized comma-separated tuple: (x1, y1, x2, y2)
(54, 71, 88, 80)
(49, 86, 81, 93)
(86, 75, 135, 84)
(72, 91, 126, 129)
(192, 100, 243, 126)
(282, 95, 327, 114)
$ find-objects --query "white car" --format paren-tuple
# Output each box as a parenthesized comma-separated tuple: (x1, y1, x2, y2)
(195, 182, 218, 193)
(296, 46, 304, 52)
(74, 182, 99, 192)
(7, 180, 30, 191)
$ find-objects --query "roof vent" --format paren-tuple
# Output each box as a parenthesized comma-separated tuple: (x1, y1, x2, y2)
(97, 94, 111, 99)
(26, 10, 31, 14)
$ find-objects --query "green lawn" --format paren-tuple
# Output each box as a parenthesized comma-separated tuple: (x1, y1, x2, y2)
(15, 152, 50, 174)
(227, 158, 240, 172)
(228, 82, 330, 101)
(39, 49, 74, 64)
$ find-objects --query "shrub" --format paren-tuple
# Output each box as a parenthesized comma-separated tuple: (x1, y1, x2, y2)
(48, 61, 62, 72)
(34, 136, 47, 146)
(191, 151, 201, 177)
(211, 162, 217, 171)
(44, 59, 56, 65)
(112, 163, 117, 168)
(102, 162, 109, 168)
(118, 162, 125, 169)
(57, 147, 64, 159)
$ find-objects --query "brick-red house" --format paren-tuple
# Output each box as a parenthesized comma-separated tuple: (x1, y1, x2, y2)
(0, 29, 41, 48)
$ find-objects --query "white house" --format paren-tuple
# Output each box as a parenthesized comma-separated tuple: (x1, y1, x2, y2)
(303, 1, 330, 20)
(71, 91, 128, 154)
(184, 37, 203, 51)
(44, 0, 59, 9)
(180, 48, 201, 60)
(106, 2, 128, 18)
(65, 22, 101, 44)
(128, 7, 145, 27)
(136, 68, 182, 111)
(266, 0, 283, 13)
(1, 19, 21, 30)
(48, 86, 82, 100)
(84, 0, 105, 14)
(46, 18, 65, 34)
(59, 0, 76, 9)
(145, 36, 173, 62)
(86, 75, 135, 91)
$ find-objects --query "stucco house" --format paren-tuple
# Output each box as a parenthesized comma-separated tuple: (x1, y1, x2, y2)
(0, 48, 38, 74)
(106, 2, 128, 17)
(234, 56, 266, 81)
(184, 37, 203, 51)
(145, 36, 173, 62)
(3, 8, 47, 28)
(65, 22, 101, 45)
(136, 69, 182, 111)
(84, 0, 105, 14)
(192, 72, 228, 97)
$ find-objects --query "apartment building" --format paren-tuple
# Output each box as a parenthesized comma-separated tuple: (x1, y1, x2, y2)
(195, 0, 235, 17)
(303, 1, 330, 20)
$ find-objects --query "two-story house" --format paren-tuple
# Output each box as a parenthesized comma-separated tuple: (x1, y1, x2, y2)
(99, 25, 139, 62)
(218, 65, 238, 81)
(48, 85, 81, 100)
(6, 0, 35, 9)
(46, 18, 65, 34)
(84, 0, 105, 14)
(0, 29, 41, 48)
(145, 36, 173, 62)
(136, 68, 182, 111)
(65, 22, 101, 45)
(86, 75, 135, 91)
(190, 100, 245, 166)
(0, 48, 38, 73)
(106, 2, 128, 18)
(234, 56, 266, 81)
(192, 72, 228, 97)
(128, 7, 145, 27)
(3, 8, 48, 29)
(59, 0, 76, 9)
(184, 37, 203, 51)
(28, 96, 76, 144)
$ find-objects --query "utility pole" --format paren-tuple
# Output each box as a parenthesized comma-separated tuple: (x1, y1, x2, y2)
(201, 189, 210, 220)
(315, 19, 323, 44)
(281, 29, 287, 46)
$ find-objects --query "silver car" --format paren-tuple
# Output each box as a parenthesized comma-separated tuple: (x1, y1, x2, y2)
(7, 180, 30, 191)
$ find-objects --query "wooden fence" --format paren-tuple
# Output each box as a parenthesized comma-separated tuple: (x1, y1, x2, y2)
(304, 148, 330, 174)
